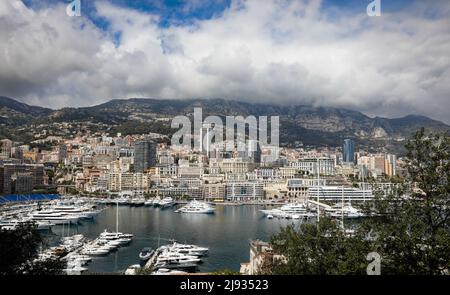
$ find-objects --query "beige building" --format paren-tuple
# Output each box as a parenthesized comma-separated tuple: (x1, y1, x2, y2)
(263, 181, 288, 200)
(202, 183, 226, 201)
(108, 172, 149, 192)
(218, 158, 255, 174)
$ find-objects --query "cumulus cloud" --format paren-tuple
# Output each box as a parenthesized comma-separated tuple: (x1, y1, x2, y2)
(0, 0, 449, 123)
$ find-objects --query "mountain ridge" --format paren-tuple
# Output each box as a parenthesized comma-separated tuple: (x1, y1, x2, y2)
(0, 96, 448, 149)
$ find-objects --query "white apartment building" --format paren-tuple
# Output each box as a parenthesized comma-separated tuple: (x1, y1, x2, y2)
(289, 157, 335, 176)
(278, 167, 299, 179)
(308, 186, 374, 202)
(202, 183, 226, 201)
(225, 182, 264, 201)
(287, 178, 327, 199)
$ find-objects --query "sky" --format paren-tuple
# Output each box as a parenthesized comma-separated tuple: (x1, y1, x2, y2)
(0, 0, 449, 123)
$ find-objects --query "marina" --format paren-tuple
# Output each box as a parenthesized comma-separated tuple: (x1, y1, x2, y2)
(0, 197, 363, 274)
(37, 202, 301, 273)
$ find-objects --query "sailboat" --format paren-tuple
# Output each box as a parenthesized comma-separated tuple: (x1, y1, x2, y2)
(99, 200, 133, 242)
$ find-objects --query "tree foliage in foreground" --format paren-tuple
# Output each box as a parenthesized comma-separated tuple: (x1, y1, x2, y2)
(0, 223, 65, 275)
(262, 129, 449, 275)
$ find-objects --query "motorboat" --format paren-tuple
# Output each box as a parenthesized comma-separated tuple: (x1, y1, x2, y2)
(115, 237, 132, 246)
(131, 198, 145, 206)
(139, 247, 155, 261)
(152, 197, 161, 207)
(116, 197, 130, 205)
(161, 242, 209, 256)
(328, 203, 365, 219)
(175, 201, 215, 214)
(158, 197, 175, 209)
(52, 205, 100, 219)
(260, 202, 314, 219)
(81, 246, 110, 256)
(99, 230, 134, 240)
(144, 199, 154, 206)
(29, 210, 79, 224)
(156, 252, 201, 264)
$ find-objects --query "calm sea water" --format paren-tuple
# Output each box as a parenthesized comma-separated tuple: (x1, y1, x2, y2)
(44, 204, 299, 273)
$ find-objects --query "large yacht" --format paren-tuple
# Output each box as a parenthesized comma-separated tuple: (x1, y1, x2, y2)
(175, 201, 215, 214)
(327, 203, 365, 219)
(260, 202, 314, 219)
(29, 210, 80, 224)
(156, 251, 201, 264)
(99, 229, 134, 240)
(52, 205, 100, 219)
(160, 242, 209, 256)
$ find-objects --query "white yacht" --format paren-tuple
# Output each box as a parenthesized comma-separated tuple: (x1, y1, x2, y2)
(260, 203, 314, 219)
(29, 210, 79, 224)
(99, 229, 134, 240)
(156, 251, 201, 264)
(131, 198, 145, 206)
(328, 203, 365, 219)
(116, 197, 130, 205)
(162, 242, 209, 256)
(159, 197, 175, 209)
(152, 197, 162, 207)
(144, 199, 154, 206)
(52, 205, 100, 219)
(175, 201, 215, 214)
(81, 246, 110, 256)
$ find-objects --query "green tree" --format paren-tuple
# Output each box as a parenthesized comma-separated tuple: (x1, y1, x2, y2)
(263, 129, 449, 275)
(0, 222, 65, 275)
(360, 128, 450, 274)
(261, 218, 370, 275)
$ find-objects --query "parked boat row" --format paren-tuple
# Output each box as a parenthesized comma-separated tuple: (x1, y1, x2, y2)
(62, 230, 134, 274)
(126, 241, 209, 275)
(153, 242, 208, 273)
(0, 199, 102, 230)
(261, 202, 366, 220)
(80, 230, 133, 257)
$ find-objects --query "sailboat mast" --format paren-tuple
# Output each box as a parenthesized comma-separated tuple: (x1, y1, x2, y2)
(116, 199, 119, 233)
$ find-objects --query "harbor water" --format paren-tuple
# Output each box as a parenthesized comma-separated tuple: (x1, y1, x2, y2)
(44, 204, 298, 273)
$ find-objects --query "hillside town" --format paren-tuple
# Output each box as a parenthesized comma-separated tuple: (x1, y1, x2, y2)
(0, 129, 401, 203)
